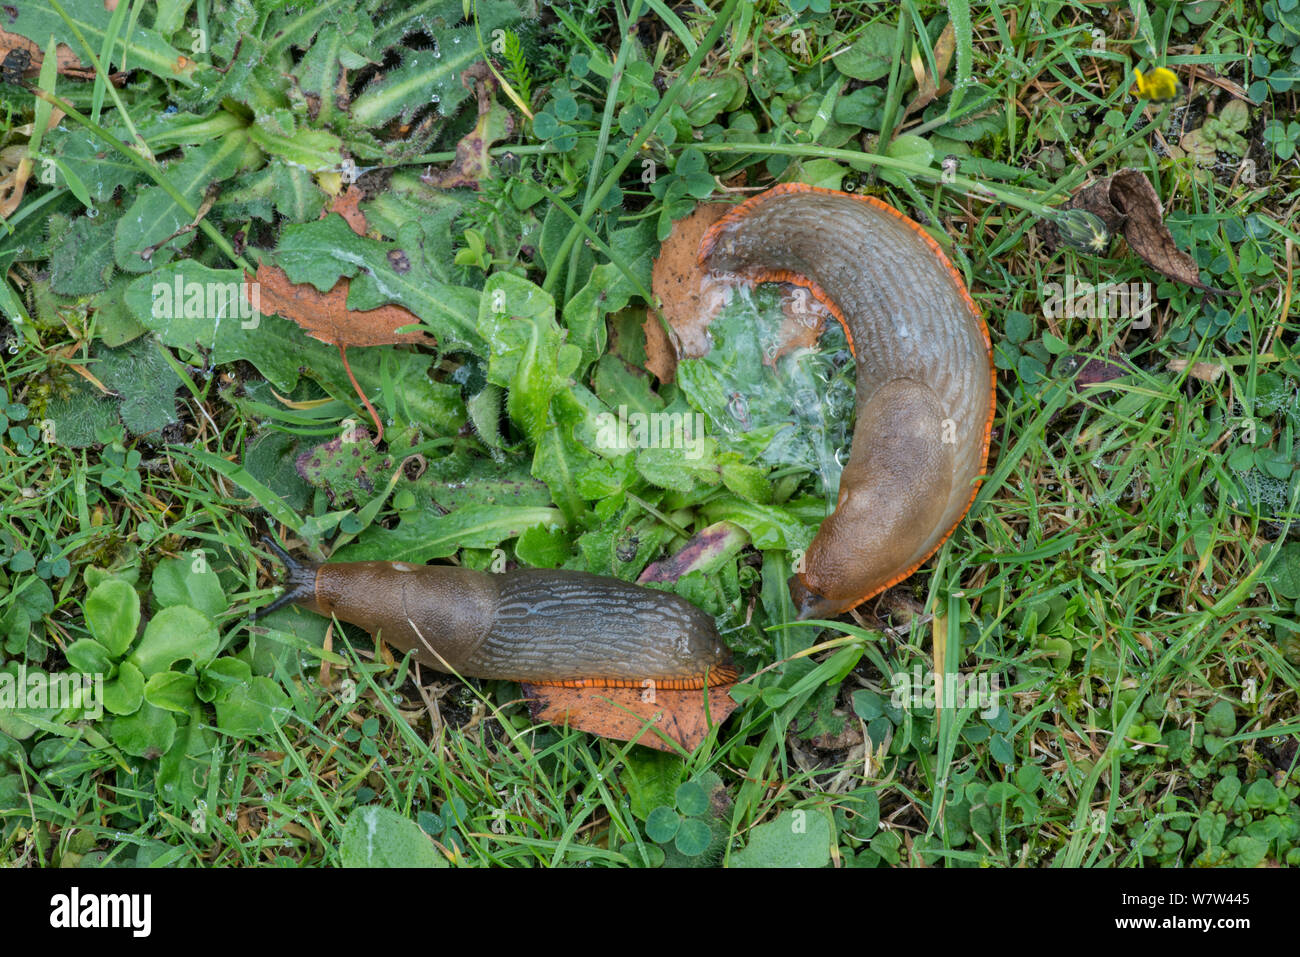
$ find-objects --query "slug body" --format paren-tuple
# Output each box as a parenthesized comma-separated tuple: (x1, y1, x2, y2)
(260, 543, 737, 689)
(699, 183, 995, 619)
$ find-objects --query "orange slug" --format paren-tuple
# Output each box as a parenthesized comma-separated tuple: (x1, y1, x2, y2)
(699, 183, 995, 620)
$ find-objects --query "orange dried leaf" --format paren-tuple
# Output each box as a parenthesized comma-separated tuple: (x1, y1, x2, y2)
(328, 185, 368, 234)
(249, 264, 431, 348)
(520, 682, 741, 753)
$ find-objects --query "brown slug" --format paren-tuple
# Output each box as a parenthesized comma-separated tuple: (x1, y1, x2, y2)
(255, 539, 738, 689)
(699, 183, 995, 620)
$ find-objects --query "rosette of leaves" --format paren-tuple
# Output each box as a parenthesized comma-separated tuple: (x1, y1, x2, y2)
(1013, 593, 1088, 680)
(64, 558, 289, 766)
(1179, 100, 1250, 166)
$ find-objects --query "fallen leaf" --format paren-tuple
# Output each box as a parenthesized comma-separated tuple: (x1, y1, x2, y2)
(1166, 357, 1225, 383)
(520, 682, 740, 752)
(903, 21, 954, 117)
(328, 185, 368, 234)
(0, 102, 66, 219)
(250, 264, 429, 348)
(248, 191, 427, 441)
(0, 27, 98, 80)
(1062, 354, 1136, 387)
(1040, 167, 1234, 294)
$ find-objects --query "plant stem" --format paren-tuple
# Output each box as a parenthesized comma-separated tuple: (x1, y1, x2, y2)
(693, 141, 1058, 216)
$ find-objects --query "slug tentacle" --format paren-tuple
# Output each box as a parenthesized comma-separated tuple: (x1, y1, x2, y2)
(250, 536, 320, 620)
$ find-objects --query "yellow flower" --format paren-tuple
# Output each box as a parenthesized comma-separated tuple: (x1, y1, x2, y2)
(1131, 67, 1180, 102)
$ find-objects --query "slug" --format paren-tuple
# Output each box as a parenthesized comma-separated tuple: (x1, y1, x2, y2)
(698, 183, 995, 620)
(254, 539, 738, 689)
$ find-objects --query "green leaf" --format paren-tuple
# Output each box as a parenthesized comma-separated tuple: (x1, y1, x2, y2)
(562, 220, 657, 371)
(125, 263, 333, 392)
(271, 215, 482, 352)
(645, 806, 681, 843)
(143, 671, 199, 714)
(110, 702, 177, 759)
(1266, 542, 1300, 599)
(834, 23, 898, 81)
(514, 522, 572, 568)
(214, 675, 290, 736)
(84, 579, 140, 658)
(351, 32, 482, 127)
(91, 336, 183, 437)
(41, 379, 123, 449)
(248, 113, 343, 173)
(150, 557, 227, 619)
(680, 72, 745, 126)
(65, 639, 114, 675)
(477, 273, 561, 442)
(674, 780, 710, 817)
(197, 656, 252, 704)
(732, 809, 833, 867)
(339, 806, 449, 867)
(622, 749, 685, 822)
(701, 497, 812, 551)
(1204, 699, 1236, 736)
(49, 127, 143, 202)
(332, 505, 564, 563)
(127, 606, 220, 678)
(102, 661, 145, 716)
(674, 817, 713, 856)
(14, 0, 199, 88)
(50, 214, 116, 294)
(157, 715, 219, 809)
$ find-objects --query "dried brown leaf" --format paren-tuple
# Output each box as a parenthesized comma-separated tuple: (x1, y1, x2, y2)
(1040, 167, 1234, 295)
(328, 185, 368, 234)
(250, 264, 430, 348)
(520, 682, 740, 752)
(420, 62, 516, 190)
